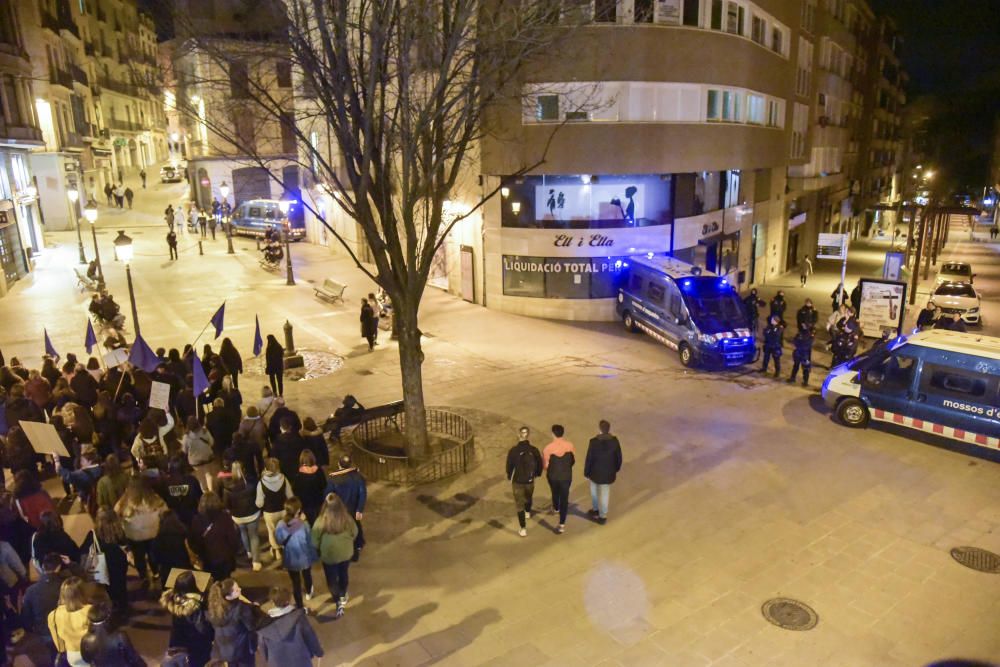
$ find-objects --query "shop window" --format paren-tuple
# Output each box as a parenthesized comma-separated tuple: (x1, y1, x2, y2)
(682, 0, 699, 26)
(502, 255, 626, 299)
(635, 0, 654, 23)
(590, 258, 624, 297)
(545, 258, 592, 299)
(594, 0, 616, 23)
(536, 95, 559, 121)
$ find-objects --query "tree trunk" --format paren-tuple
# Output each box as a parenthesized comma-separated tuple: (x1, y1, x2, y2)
(395, 305, 429, 460)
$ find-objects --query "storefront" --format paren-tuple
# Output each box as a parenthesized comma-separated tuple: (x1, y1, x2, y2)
(0, 200, 28, 295)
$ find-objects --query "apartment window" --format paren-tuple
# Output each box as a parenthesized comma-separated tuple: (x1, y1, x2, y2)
(562, 0, 591, 23)
(751, 15, 765, 45)
(565, 110, 588, 121)
(276, 61, 292, 88)
(706, 90, 720, 120)
(536, 95, 559, 121)
(771, 26, 784, 55)
(725, 1, 744, 36)
(0, 3, 19, 46)
(747, 94, 764, 124)
(801, 0, 815, 31)
(280, 112, 296, 153)
(2, 76, 22, 125)
(682, 0, 699, 26)
(767, 99, 780, 127)
(710, 0, 723, 29)
(594, 0, 616, 23)
(230, 61, 250, 99)
(635, 0, 654, 23)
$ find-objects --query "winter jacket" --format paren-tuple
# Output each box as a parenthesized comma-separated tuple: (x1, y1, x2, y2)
(206, 409, 238, 456)
(256, 472, 292, 513)
(210, 599, 257, 664)
(80, 626, 147, 666)
(161, 591, 214, 667)
(271, 431, 304, 478)
(130, 412, 175, 461)
(182, 429, 215, 466)
(311, 519, 358, 565)
(220, 346, 244, 377)
(916, 307, 937, 328)
(796, 306, 819, 330)
(275, 517, 317, 571)
(291, 467, 326, 520)
(325, 468, 367, 515)
(542, 437, 576, 482)
(21, 574, 63, 637)
(216, 475, 260, 522)
(164, 474, 204, 526)
(265, 343, 284, 375)
(584, 434, 623, 485)
(300, 429, 329, 467)
(151, 522, 192, 579)
(257, 606, 324, 666)
(96, 470, 129, 510)
(16, 490, 55, 528)
(505, 441, 543, 484)
(58, 464, 102, 504)
(116, 496, 167, 541)
(762, 323, 784, 353)
(769, 296, 787, 320)
(48, 603, 93, 654)
(792, 332, 815, 363)
(32, 528, 81, 563)
(190, 510, 240, 576)
(237, 416, 267, 453)
(268, 407, 301, 443)
(69, 371, 99, 407)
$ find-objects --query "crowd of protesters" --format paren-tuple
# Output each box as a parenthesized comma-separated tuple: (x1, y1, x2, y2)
(0, 339, 368, 665)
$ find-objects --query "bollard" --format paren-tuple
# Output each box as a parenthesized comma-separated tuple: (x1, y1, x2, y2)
(282, 320, 304, 369)
(256, 237, 261, 251)
(198, 240, 203, 256)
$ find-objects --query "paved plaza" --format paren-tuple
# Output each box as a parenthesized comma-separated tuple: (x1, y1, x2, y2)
(2, 181, 999, 666)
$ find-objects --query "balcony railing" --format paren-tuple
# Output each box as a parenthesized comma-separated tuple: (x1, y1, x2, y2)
(0, 124, 44, 143)
(40, 10, 59, 33)
(70, 65, 88, 86)
(98, 77, 140, 98)
(62, 132, 84, 149)
(107, 118, 144, 132)
(50, 69, 74, 89)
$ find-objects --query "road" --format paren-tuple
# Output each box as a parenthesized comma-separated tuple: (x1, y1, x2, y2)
(2, 187, 999, 666)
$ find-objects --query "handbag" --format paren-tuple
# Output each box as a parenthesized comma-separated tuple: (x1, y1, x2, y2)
(83, 530, 110, 585)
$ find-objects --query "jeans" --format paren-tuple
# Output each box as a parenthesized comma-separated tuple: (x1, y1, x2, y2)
(169, 245, 177, 260)
(236, 518, 261, 563)
(589, 482, 611, 519)
(287, 568, 314, 608)
(511, 481, 534, 528)
(263, 511, 284, 551)
(322, 561, 350, 600)
(127, 538, 155, 578)
(548, 478, 571, 525)
(268, 372, 283, 397)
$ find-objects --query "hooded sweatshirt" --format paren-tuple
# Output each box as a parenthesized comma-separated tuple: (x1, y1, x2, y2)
(48, 604, 93, 653)
(542, 437, 576, 482)
(258, 606, 323, 666)
(256, 471, 292, 513)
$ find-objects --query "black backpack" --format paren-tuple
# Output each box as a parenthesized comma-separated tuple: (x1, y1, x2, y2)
(512, 449, 537, 483)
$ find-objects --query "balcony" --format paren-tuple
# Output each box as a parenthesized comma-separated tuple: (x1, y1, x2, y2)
(0, 124, 45, 144)
(107, 118, 143, 132)
(50, 69, 74, 90)
(70, 65, 88, 86)
(98, 76, 140, 98)
(58, 12, 80, 39)
(40, 10, 59, 34)
(62, 132, 84, 149)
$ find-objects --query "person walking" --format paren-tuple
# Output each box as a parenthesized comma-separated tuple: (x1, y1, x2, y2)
(584, 420, 622, 525)
(80, 509, 130, 618)
(830, 283, 845, 311)
(990, 224, 998, 240)
(165, 204, 175, 230)
(275, 497, 316, 608)
(311, 493, 357, 618)
(167, 230, 179, 260)
(124, 186, 134, 209)
(175, 206, 186, 234)
(788, 324, 815, 386)
(219, 338, 243, 391)
(542, 424, 575, 534)
(47, 577, 92, 667)
(360, 299, 377, 351)
(208, 213, 217, 240)
(324, 454, 367, 561)
(760, 315, 785, 376)
(256, 586, 324, 666)
(103, 182, 113, 206)
(799, 254, 813, 287)
(292, 450, 325, 526)
(264, 335, 285, 397)
(505, 426, 542, 537)
(151, 510, 192, 589)
(190, 492, 241, 582)
(115, 476, 167, 588)
(139, 168, 147, 188)
(80, 602, 147, 666)
(160, 570, 214, 667)
(257, 458, 293, 563)
(366, 292, 382, 346)
(114, 183, 125, 208)
(206, 578, 257, 667)
(217, 460, 262, 572)
(198, 208, 208, 237)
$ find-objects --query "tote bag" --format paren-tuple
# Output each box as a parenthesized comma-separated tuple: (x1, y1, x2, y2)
(83, 531, 109, 585)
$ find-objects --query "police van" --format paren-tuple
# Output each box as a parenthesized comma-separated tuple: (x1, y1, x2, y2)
(822, 329, 1000, 452)
(229, 199, 306, 240)
(615, 255, 755, 368)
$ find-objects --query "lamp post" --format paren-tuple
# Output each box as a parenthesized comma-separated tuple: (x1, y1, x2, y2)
(66, 188, 87, 264)
(278, 198, 294, 285)
(113, 231, 140, 336)
(220, 181, 234, 254)
(83, 200, 104, 290)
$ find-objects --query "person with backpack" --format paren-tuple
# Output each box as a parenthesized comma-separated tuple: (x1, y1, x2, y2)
(505, 426, 542, 537)
(257, 586, 324, 666)
(182, 418, 215, 490)
(274, 497, 317, 608)
(584, 420, 623, 525)
(256, 458, 293, 563)
(115, 477, 167, 588)
(542, 424, 575, 534)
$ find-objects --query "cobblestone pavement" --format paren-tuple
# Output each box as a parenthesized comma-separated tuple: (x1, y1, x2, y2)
(3, 194, 999, 665)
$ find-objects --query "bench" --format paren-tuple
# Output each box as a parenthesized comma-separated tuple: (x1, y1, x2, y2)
(323, 399, 404, 441)
(74, 268, 99, 292)
(314, 278, 347, 303)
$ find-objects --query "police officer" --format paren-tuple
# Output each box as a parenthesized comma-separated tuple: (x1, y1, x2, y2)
(796, 298, 818, 330)
(788, 324, 814, 386)
(760, 315, 784, 376)
(769, 291, 788, 325)
(743, 289, 765, 334)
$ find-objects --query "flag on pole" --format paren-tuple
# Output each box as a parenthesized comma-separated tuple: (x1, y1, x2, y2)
(128, 333, 160, 373)
(192, 353, 209, 396)
(210, 302, 226, 339)
(85, 320, 98, 355)
(253, 315, 263, 356)
(43, 329, 59, 362)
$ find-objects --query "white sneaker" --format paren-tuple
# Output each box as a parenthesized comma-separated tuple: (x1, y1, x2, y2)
(305, 586, 314, 601)
(252, 562, 262, 572)
(557, 524, 565, 534)
(524, 511, 531, 519)
(518, 528, 527, 537)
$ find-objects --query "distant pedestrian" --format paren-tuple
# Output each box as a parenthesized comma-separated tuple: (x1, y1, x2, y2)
(103, 182, 113, 206)
(831, 283, 845, 311)
(991, 224, 998, 240)
(505, 426, 542, 537)
(114, 184, 125, 209)
(198, 209, 208, 237)
(360, 299, 377, 351)
(850, 281, 862, 314)
(208, 215, 217, 240)
(760, 315, 784, 376)
(167, 230, 178, 260)
(769, 291, 787, 325)
(788, 324, 814, 386)
(139, 168, 147, 188)
(366, 292, 381, 346)
(311, 493, 357, 618)
(584, 420, 622, 525)
(165, 204, 175, 230)
(264, 335, 284, 397)
(542, 424, 575, 534)
(174, 207, 186, 234)
(188, 207, 198, 233)
(799, 254, 813, 286)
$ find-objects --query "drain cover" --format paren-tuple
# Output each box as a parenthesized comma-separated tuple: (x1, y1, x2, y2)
(950, 546, 1000, 573)
(761, 598, 818, 631)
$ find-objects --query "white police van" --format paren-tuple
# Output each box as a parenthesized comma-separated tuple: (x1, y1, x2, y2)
(615, 255, 755, 368)
(823, 329, 1000, 452)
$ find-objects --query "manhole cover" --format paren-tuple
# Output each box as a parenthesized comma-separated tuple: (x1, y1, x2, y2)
(761, 598, 818, 631)
(950, 546, 1000, 573)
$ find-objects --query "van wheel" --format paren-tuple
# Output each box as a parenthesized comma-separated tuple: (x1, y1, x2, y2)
(679, 343, 695, 367)
(837, 398, 869, 428)
(623, 312, 639, 333)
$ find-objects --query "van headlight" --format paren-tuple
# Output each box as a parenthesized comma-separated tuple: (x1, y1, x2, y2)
(698, 333, 717, 345)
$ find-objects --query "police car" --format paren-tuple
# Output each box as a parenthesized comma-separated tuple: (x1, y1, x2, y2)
(822, 329, 1000, 453)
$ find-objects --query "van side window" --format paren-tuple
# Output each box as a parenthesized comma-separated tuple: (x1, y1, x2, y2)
(629, 274, 643, 293)
(863, 354, 915, 392)
(249, 207, 261, 218)
(667, 283, 682, 318)
(924, 365, 989, 399)
(646, 283, 665, 305)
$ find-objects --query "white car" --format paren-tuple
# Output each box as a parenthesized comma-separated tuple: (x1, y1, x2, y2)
(935, 261, 974, 285)
(930, 282, 981, 325)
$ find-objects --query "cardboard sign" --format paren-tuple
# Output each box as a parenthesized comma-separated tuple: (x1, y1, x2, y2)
(19, 421, 70, 456)
(165, 568, 212, 592)
(149, 381, 170, 412)
(103, 348, 129, 368)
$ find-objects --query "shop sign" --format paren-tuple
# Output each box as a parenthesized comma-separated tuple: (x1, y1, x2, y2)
(672, 209, 724, 249)
(502, 257, 621, 275)
(655, 0, 681, 24)
(553, 233, 615, 248)
(500, 224, 671, 259)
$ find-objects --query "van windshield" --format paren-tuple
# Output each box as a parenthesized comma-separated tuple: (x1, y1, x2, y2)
(680, 278, 748, 334)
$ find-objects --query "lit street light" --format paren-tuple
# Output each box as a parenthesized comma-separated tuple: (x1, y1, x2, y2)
(220, 181, 234, 254)
(113, 231, 140, 336)
(83, 200, 104, 290)
(279, 198, 295, 286)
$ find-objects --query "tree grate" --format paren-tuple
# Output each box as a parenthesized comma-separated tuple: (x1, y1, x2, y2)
(950, 546, 1000, 573)
(761, 598, 818, 631)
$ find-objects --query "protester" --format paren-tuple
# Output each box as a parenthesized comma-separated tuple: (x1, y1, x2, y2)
(190, 492, 241, 581)
(182, 418, 216, 489)
(115, 476, 167, 587)
(163, 457, 204, 526)
(311, 493, 357, 617)
(299, 417, 328, 467)
(96, 454, 128, 510)
(13, 471, 55, 529)
(264, 336, 285, 397)
(206, 578, 257, 666)
(161, 571, 214, 667)
(151, 510, 192, 589)
(219, 338, 244, 391)
(542, 424, 575, 534)
(80, 508, 129, 617)
(325, 454, 367, 561)
(21, 553, 64, 647)
(257, 458, 293, 562)
(257, 586, 324, 665)
(32, 511, 81, 565)
(47, 576, 92, 666)
(272, 416, 304, 479)
(217, 460, 263, 571)
(275, 497, 316, 608)
(505, 426, 542, 537)
(292, 450, 326, 525)
(584, 420, 622, 525)
(80, 601, 147, 666)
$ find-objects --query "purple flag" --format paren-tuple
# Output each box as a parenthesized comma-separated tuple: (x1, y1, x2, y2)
(210, 302, 225, 339)
(253, 315, 263, 356)
(128, 333, 160, 373)
(192, 353, 209, 396)
(43, 329, 59, 362)
(85, 320, 98, 355)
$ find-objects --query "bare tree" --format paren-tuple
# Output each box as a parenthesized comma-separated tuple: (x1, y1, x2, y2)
(171, 0, 588, 458)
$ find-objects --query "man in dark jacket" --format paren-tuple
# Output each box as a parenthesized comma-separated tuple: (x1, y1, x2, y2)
(326, 455, 367, 561)
(206, 397, 239, 457)
(505, 427, 542, 537)
(743, 289, 765, 334)
(760, 316, 785, 376)
(584, 420, 622, 525)
(271, 417, 304, 479)
(21, 554, 64, 643)
(164, 457, 204, 526)
(542, 424, 575, 534)
(267, 398, 301, 445)
(769, 291, 787, 325)
(796, 299, 818, 330)
(788, 325, 815, 386)
(69, 366, 99, 407)
(916, 301, 938, 330)
(257, 587, 323, 665)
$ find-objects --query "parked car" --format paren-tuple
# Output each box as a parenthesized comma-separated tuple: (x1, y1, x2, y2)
(931, 281, 982, 326)
(935, 261, 974, 285)
(160, 164, 183, 183)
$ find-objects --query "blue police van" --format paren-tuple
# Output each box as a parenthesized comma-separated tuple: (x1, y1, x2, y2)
(823, 329, 1000, 452)
(615, 255, 755, 368)
(229, 199, 306, 240)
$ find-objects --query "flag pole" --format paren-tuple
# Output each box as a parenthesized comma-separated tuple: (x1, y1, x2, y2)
(190, 320, 214, 352)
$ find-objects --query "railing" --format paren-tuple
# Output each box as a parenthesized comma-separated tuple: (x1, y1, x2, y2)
(70, 65, 88, 85)
(62, 132, 83, 149)
(51, 69, 74, 89)
(98, 77, 139, 98)
(1, 125, 44, 143)
(349, 408, 476, 485)
(40, 10, 59, 33)
(107, 118, 143, 132)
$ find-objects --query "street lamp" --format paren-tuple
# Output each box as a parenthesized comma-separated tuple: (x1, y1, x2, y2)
(66, 187, 87, 264)
(83, 200, 104, 290)
(278, 198, 294, 286)
(113, 230, 140, 336)
(220, 181, 234, 254)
